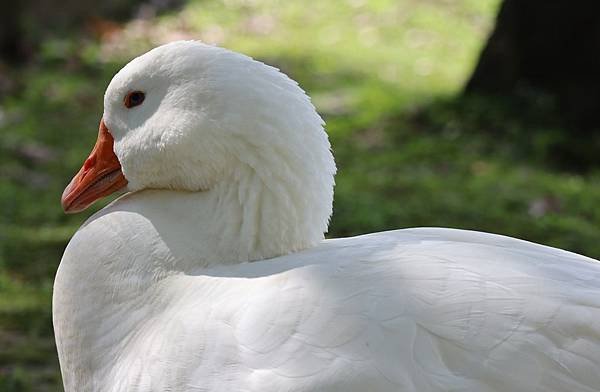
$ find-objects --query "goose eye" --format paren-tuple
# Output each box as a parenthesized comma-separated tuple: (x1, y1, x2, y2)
(124, 91, 145, 108)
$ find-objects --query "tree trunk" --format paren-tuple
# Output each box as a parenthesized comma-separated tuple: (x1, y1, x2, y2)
(466, 0, 600, 135)
(0, 1, 24, 62)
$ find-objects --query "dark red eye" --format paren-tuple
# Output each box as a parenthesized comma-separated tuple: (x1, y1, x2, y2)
(124, 91, 145, 108)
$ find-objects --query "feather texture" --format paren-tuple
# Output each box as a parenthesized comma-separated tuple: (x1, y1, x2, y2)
(55, 199, 600, 391)
(54, 42, 600, 391)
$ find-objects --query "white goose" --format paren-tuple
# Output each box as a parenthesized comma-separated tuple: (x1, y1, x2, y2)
(55, 41, 600, 392)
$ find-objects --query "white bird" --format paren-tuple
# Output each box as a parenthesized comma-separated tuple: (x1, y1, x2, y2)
(54, 41, 600, 392)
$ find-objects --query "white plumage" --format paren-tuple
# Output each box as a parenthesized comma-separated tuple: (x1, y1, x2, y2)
(54, 41, 600, 392)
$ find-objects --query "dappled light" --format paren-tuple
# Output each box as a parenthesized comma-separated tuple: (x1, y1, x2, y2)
(1, 0, 600, 390)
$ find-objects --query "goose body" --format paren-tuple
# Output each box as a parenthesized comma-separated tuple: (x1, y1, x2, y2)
(54, 41, 600, 391)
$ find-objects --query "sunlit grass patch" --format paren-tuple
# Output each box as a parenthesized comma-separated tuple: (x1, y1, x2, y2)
(4, 0, 600, 390)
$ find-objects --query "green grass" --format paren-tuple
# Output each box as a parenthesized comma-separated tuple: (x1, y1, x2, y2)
(2, 0, 600, 389)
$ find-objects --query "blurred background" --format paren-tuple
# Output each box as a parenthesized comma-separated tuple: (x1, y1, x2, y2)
(1, 0, 599, 390)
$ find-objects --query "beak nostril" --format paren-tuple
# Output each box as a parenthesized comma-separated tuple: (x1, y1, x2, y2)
(83, 155, 97, 171)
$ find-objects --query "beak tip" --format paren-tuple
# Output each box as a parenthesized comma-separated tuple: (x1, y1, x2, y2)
(61, 178, 75, 214)
(61, 200, 73, 214)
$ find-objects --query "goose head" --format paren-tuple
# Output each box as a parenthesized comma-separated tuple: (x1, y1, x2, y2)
(61, 41, 336, 254)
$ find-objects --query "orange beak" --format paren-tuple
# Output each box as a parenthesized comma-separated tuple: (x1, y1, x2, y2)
(61, 119, 128, 214)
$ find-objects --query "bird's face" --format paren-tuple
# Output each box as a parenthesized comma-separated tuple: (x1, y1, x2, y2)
(61, 40, 336, 226)
(61, 42, 237, 213)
